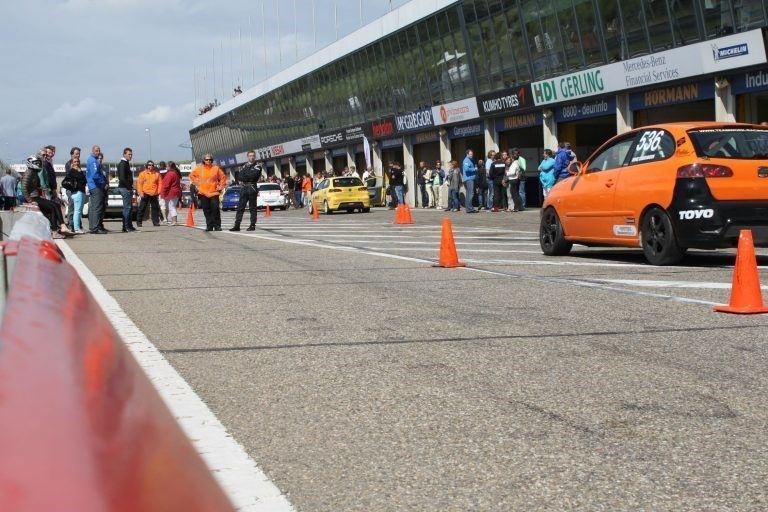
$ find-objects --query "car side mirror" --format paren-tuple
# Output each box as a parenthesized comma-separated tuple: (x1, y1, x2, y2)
(567, 161, 582, 176)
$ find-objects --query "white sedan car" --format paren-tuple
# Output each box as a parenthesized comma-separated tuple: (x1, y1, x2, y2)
(256, 183, 288, 210)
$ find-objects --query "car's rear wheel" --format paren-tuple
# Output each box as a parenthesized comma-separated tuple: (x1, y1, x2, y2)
(540, 207, 572, 256)
(362, 207, 370, 213)
(641, 207, 685, 265)
(323, 200, 332, 215)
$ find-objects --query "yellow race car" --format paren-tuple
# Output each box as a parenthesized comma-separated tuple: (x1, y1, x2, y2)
(309, 176, 371, 214)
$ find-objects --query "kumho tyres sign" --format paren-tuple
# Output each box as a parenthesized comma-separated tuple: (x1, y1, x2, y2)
(532, 28, 767, 107)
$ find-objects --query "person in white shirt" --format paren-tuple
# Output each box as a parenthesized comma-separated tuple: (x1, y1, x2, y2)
(505, 154, 522, 212)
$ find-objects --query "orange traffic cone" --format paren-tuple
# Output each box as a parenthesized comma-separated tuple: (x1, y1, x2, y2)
(433, 218, 466, 268)
(714, 229, 768, 314)
(311, 205, 320, 220)
(394, 204, 413, 225)
(185, 203, 196, 228)
(403, 203, 414, 224)
(265, 204, 271, 218)
(393, 204, 403, 224)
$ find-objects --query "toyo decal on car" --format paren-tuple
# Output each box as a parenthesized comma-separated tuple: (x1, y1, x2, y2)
(678, 209, 714, 220)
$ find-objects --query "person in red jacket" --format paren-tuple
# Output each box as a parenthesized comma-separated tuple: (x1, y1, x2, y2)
(161, 161, 183, 226)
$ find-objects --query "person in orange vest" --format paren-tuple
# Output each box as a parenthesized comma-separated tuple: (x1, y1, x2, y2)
(301, 173, 314, 212)
(190, 153, 227, 231)
(136, 161, 162, 227)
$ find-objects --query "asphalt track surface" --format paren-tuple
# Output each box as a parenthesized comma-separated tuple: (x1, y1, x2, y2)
(67, 207, 768, 511)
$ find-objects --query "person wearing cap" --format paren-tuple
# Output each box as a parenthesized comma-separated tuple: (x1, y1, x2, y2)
(229, 150, 262, 231)
(189, 154, 227, 231)
(136, 161, 162, 227)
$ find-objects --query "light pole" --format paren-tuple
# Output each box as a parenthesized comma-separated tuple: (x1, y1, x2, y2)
(145, 128, 152, 161)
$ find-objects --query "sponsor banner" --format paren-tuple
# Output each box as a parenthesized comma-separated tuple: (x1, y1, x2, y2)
(555, 97, 617, 123)
(320, 124, 370, 148)
(372, 116, 396, 138)
(255, 133, 321, 160)
(532, 28, 766, 106)
(344, 125, 369, 143)
(495, 111, 543, 132)
(394, 108, 434, 133)
(381, 137, 403, 149)
(412, 130, 440, 145)
(477, 84, 534, 115)
(235, 151, 248, 163)
(732, 67, 768, 94)
(432, 97, 480, 126)
(448, 122, 484, 139)
(630, 80, 714, 110)
(302, 134, 321, 149)
(319, 130, 345, 147)
(363, 136, 371, 168)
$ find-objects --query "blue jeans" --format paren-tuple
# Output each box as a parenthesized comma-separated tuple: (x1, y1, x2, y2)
(448, 189, 460, 210)
(117, 187, 133, 230)
(71, 191, 85, 231)
(518, 178, 526, 210)
(394, 185, 404, 206)
(463, 179, 475, 212)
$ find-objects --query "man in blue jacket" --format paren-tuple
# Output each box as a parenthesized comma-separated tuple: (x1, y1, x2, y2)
(461, 149, 478, 213)
(554, 142, 576, 182)
(86, 144, 108, 234)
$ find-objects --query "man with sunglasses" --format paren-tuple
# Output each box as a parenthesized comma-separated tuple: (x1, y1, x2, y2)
(136, 161, 162, 227)
(229, 150, 262, 231)
(190, 154, 227, 231)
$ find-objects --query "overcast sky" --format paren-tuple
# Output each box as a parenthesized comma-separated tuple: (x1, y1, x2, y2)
(0, 0, 410, 164)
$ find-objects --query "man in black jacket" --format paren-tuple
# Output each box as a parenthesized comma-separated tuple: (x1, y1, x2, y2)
(229, 150, 262, 231)
(388, 162, 404, 208)
(117, 147, 137, 232)
(489, 153, 507, 212)
(43, 145, 57, 200)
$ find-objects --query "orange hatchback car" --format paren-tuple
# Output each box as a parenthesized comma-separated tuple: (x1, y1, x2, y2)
(540, 122, 768, 265)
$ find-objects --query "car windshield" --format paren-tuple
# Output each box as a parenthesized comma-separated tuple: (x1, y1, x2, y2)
(333, 178, 363, 187)
(259, 184, 281, 191)
(689, 129, 768, 159)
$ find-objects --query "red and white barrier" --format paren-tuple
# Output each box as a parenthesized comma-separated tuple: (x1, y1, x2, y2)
(0, 238, 235, 511)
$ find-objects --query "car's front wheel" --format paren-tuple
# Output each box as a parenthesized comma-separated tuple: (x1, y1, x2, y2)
(540, 207, 572, 256)
(641, 207, 686, 265)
